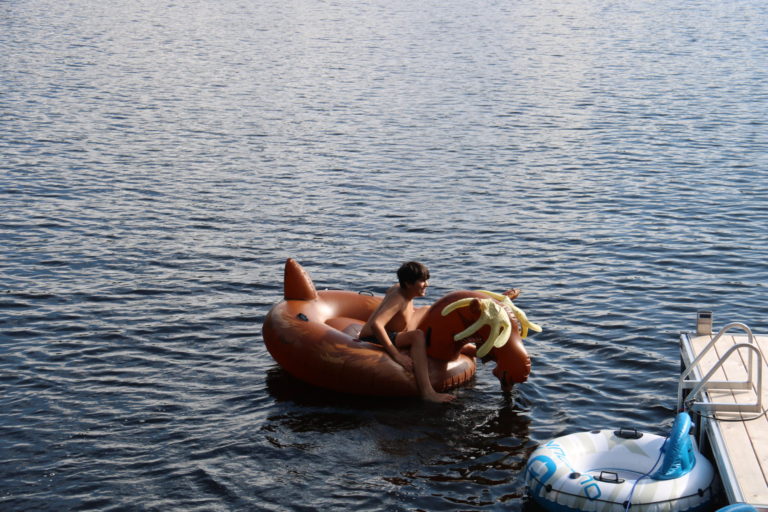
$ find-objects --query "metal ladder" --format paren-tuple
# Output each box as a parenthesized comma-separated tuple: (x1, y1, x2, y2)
(678, 321, 764, 414)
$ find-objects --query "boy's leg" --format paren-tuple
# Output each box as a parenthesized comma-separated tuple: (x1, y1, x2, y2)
(398, 330, 454, 403)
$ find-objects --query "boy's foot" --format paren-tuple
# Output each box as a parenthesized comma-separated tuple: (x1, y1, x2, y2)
(423, 391, 456, 403)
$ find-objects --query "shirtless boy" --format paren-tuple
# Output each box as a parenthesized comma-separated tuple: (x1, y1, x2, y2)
(358, 262, 454, 403)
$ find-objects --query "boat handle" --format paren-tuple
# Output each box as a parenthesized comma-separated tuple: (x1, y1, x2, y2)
(614, 428, 643, 439)
(596, 471, 625, 484)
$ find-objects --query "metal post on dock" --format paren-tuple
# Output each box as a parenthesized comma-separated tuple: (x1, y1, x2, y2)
(697, 311, 713, 335)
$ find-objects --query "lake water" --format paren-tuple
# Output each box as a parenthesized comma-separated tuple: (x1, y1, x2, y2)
(1, 0, 767, 510)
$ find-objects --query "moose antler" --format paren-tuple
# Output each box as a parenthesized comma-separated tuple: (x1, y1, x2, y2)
(476, 290, 542, 339)
(441, 298, 511, 358)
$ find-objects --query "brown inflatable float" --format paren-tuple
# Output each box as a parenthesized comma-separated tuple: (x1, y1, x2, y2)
(262, 258, 535, 397)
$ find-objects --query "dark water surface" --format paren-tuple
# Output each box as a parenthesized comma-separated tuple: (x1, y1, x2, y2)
(2, 0, 767, 510)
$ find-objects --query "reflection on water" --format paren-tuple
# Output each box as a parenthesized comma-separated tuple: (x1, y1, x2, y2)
(2, 0, 767, 509)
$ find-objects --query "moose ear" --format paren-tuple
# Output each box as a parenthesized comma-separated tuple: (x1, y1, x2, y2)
(469, 298, 481, 315)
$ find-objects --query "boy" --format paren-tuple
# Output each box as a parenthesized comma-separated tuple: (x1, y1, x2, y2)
(358, 262, 454, 403)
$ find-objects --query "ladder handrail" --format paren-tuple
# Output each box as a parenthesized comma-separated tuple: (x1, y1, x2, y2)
(679, 342, 763, 411)
(680, 322, 754, 383)
(677, 322, 763, 413)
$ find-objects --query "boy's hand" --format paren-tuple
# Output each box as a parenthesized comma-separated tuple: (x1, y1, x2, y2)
(394, 352, 413, 372)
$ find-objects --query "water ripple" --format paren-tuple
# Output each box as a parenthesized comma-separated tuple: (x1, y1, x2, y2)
(2, 0, 768, 510)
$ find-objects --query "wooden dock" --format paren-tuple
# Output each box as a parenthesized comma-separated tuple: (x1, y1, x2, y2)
(679, 320, 768, 511)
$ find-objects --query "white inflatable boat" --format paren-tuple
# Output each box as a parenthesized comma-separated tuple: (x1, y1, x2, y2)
(525, 413, 718, 512)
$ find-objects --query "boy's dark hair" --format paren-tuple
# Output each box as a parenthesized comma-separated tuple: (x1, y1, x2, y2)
(397, 261, 430, 288)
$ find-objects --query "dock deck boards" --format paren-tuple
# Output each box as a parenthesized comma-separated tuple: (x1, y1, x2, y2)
(681, 331, 768, 509)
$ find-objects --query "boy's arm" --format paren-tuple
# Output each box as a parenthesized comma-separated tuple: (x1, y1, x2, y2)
(369, 296, 413, 370)
(408, 305, 429, 329)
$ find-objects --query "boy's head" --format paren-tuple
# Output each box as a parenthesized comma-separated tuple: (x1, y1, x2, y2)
(397, 261, 430, 288)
